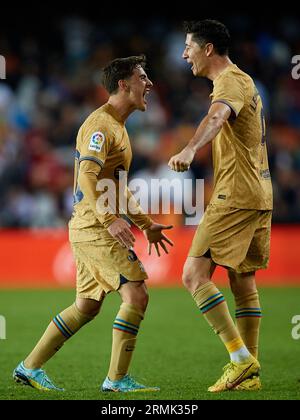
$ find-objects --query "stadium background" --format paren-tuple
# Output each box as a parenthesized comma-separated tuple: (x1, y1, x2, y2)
(0, 12, 299, 287)
(1, 9, 300, 401)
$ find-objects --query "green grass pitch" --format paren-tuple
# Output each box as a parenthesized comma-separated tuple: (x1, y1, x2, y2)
(0, 287, 299, 400)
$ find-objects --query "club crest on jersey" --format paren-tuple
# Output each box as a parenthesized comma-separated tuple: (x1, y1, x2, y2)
(89, 132, 105, 152)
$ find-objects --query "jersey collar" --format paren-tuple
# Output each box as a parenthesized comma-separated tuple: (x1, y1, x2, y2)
(102, 103, 125, 124)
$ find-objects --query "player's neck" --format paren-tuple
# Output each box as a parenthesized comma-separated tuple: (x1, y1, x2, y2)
(107, 97, 133, 123)
(207, 56, 234, 81)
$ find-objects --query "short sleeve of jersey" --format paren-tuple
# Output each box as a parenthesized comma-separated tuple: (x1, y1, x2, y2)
(78, 117, 114, 169)
(212, 73, 245, 117)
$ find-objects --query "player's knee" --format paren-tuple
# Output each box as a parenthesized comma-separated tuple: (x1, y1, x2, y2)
(228, 270, 257, 296)
(182, 268, 193, 291)
(131, 288, 149, 312)
(121, 283, 149, 312)
(75, 298, 102, 317)
(182, 265, 209, 293)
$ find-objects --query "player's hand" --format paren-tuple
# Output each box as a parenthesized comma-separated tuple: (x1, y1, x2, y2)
(108, 218, 136, 249)
(144, 223, 174, 257)
(168, 146, 195, 172)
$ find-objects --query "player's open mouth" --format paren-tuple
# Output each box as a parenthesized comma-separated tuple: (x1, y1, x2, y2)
(186, 59, 194, 72)
(143, 89, 150, 104)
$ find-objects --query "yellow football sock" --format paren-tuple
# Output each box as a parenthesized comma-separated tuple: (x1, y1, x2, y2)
(193, 282, 247, 356)
(24, 303, 94, 369)
(235, 292, 262, 358)
(108, 303, 144, 381)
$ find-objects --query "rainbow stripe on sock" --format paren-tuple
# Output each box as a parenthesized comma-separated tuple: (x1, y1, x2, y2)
(199, 292, 225, 314)
(235, 308, 262, 318)
(52, 315, 74, 338)
(113, 318, 139, 336)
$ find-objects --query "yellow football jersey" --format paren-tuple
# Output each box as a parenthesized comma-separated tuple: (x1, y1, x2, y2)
(69, 103, 151, 243)
(210, 64, 273, 210)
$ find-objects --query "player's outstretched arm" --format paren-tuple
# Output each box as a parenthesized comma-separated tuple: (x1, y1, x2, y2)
(168, 102, 232, 172)
(144, 223, 174, 257)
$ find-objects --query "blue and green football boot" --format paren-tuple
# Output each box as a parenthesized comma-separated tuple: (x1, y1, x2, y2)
(101, 374, 160, 393)
(13, 361, 64, 392)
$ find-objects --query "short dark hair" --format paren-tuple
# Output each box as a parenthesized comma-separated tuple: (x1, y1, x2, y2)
(102, 55, 147, 94)
(183, 20, 230, 56)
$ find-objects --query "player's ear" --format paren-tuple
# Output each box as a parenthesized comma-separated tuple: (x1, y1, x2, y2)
(118, 79, 130, 92)
(205, 43, 214, 57)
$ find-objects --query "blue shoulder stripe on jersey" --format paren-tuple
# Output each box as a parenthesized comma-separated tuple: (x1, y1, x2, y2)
(211, 99, 238, 118)
(79, 156, 104, 168)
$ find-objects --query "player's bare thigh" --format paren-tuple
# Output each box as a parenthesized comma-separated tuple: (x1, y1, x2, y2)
(182, 256, 217, 294)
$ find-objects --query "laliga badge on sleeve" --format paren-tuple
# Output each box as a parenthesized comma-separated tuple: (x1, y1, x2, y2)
(89, 132, 105, 152)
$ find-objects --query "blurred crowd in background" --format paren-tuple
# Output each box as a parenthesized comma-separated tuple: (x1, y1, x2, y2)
(0, 14, 300, 228)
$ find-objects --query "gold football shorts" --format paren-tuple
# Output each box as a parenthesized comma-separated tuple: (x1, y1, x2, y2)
(189, 204, 272, 273)
(71, 233, 148, 301)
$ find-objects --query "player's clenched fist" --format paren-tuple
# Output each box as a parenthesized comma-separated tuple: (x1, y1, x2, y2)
(108, 218, 136, 249)
(168, 146, 195, 172)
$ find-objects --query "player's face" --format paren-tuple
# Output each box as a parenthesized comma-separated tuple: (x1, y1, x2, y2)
(182, 34, 208, 77)
(128, 66, 153, 111)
